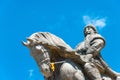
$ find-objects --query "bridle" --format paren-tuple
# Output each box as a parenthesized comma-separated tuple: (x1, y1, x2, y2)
(32, 44, 66, 80)
(35, 45, 66, 72)
(36, 45, 51, 66)
(38, 57, 51, 66)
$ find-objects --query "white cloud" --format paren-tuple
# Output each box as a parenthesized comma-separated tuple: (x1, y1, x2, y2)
(83, 15, 106, 29)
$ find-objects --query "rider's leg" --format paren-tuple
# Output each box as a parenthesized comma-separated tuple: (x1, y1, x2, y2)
(84, 63, 102, 80)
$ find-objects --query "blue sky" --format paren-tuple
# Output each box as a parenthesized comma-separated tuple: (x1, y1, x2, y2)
(1, 0, 120, 80)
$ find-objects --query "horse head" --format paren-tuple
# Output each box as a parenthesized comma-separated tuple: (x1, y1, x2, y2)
(22, 38, 53, 78)
(22, 32, 74, 79)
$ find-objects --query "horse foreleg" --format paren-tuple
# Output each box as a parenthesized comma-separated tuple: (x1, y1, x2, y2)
(59, 60, 85, 80)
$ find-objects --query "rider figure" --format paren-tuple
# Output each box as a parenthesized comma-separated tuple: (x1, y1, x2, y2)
(75, 24, 120, 80)
(75, 25, 104, 80)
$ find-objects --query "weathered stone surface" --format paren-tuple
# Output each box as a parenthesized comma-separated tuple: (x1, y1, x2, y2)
(23, 25, 120, 80)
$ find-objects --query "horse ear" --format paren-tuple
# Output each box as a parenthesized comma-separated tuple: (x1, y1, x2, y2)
(22, 37, 33, 47)
(22, 40, 29, 47)
(27, 38, 33, 43)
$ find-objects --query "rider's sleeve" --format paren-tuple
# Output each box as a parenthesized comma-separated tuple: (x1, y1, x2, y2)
(75, 42, 86, 54)
(86, 39, 105, 57)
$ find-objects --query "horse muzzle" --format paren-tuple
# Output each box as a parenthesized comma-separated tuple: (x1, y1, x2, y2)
(39, 63, 53, 78)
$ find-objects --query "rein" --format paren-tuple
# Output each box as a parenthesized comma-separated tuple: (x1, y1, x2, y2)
(36, 45, 66, 72)
(50, 61, 66, 72)
(39, 58, 66, 71)
(40, 58, 50, 63)
(38, 57, 65, 72)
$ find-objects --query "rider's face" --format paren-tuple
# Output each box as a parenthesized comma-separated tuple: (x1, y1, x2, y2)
(85, 27, 95, 35)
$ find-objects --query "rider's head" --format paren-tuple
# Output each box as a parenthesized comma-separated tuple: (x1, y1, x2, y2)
(84, 24, 98, 37)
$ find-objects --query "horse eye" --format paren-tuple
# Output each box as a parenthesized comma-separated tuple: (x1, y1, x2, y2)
(36, 45, 42, 50)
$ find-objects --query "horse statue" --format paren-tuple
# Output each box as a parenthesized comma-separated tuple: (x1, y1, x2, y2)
(22, 32, 85, 80)
(22, 32, 120, 80)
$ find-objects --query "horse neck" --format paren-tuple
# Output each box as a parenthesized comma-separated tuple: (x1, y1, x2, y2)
(48, 51, 65, 80)
(50, 50, 65, 62)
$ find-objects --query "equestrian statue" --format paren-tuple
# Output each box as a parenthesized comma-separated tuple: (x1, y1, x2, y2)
(22, 25, 120, 80)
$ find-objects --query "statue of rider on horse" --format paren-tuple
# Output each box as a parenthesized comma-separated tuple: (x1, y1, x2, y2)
(22, 25, 120, 80)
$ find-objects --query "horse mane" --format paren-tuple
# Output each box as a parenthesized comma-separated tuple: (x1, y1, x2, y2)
(28, 32, 73, 52)
(28, 32, 73, 79)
